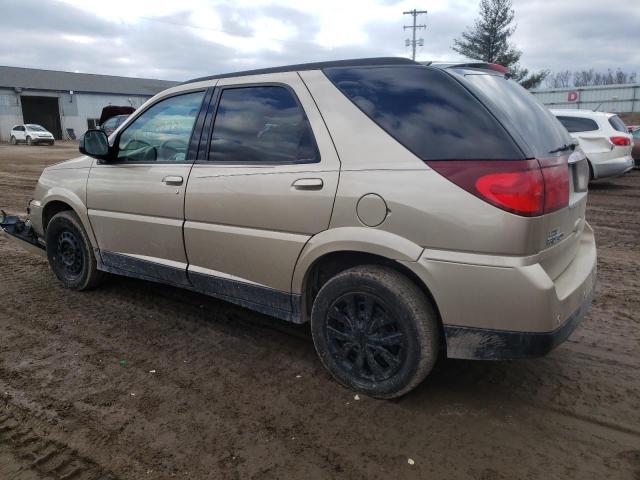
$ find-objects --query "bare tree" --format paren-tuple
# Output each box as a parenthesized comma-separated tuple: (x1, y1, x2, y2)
(544, 70, 572, 88)
(544, 68, 637, 88)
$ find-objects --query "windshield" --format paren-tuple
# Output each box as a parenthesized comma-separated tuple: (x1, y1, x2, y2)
(463, 73, 572, 157)
(26, 124, 46, 132)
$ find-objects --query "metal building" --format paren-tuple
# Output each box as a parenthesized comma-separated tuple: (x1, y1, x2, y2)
(530, 83, 640, 113)
(0, 66, 178, 141)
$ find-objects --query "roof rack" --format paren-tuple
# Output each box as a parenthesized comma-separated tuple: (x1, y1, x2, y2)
(182, 57, 419, 85)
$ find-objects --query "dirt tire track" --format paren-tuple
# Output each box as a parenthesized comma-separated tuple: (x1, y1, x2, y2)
(1, 143, 639, 479)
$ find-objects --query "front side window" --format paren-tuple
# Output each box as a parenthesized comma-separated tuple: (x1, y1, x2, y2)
(117, 91, 205, 162)
(556, 116, 599, 133)
(208, 86, 319, 164)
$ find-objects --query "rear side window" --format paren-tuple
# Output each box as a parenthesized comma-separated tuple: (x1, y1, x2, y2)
(323, 66, 521, 160)
(208, 86, 319, 164)
(608, 115, 627, 133)
(463, 73, 572, 157)
(556, 116, 599, 133)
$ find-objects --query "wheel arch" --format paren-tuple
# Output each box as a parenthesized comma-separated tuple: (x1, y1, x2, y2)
(40, 191, 98, 250)
(292, 228, 445, 344)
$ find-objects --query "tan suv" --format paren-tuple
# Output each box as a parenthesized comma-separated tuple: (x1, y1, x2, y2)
(1, 58, 597, 398)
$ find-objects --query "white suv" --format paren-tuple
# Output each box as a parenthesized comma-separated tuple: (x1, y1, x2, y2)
(551, 109, 633, 180)
(9, 124, 55, 146)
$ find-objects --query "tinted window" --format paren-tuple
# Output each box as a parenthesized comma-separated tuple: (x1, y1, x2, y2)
(556, 116, 599, 133)
(117, 91, 204, 162)
(632, 129, 640, 139)
(324, 66, 521, 160)
(464, 73, 573, 157)
(26, 124, 46, 131)
(608, 115, 627, 133)
(209, 86, 319, 164)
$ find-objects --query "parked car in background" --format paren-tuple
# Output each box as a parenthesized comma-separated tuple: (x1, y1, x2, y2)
(99, 114, 129, 136)
(552, 109, 634, 180)
(627, 125, 639, 133)
(9, 124, 55, 146)
(2, 58, 596, 398)
(631, 127, 640, 167)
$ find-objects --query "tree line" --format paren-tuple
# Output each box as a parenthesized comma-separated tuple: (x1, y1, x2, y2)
(451, 0, 636, 90)
(543, 69, 637, 89)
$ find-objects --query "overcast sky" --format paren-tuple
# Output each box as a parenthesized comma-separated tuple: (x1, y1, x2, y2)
(0, 0, 638, 81)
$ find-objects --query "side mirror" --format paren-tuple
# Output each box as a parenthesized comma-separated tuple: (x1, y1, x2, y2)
(79, 129, 110, 159)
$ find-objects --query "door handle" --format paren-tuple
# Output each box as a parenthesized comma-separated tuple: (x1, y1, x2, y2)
(163, 175, 184, 186)
(292, 178, 323, 190)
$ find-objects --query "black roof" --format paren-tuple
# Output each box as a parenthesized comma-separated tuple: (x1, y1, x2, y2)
(182, 57, 419, 85)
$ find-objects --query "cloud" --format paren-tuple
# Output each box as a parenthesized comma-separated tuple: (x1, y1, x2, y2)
(0, 0, 637, 81)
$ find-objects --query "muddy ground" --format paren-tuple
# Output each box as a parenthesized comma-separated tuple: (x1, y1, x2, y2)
(0, 142, 638, 479)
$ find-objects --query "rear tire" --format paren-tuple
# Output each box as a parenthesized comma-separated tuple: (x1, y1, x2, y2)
(311, 265, 440, 399)
(10, 136, 16, 145)
(26, 136, 32, 146)
(46, 211, 104, 290)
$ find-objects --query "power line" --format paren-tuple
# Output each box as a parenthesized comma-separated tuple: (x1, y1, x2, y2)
(403, 9, 427, 61)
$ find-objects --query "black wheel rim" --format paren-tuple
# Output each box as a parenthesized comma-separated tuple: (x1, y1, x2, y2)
(325, 292, 407, 382)
(55, 230, 84, 280)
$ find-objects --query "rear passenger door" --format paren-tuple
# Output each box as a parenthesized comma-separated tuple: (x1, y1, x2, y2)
(184, 73, 340, 316)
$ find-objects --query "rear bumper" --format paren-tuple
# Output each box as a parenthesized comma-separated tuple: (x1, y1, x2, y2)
(402, 223, 597, 360)
(592, 154, 634, 179)
(443, 290, 593, 360)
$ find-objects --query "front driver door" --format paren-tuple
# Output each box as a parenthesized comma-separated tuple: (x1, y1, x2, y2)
(86, 89, 207, 286)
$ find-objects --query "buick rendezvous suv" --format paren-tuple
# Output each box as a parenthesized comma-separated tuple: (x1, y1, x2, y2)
(1, 58, 597, 398)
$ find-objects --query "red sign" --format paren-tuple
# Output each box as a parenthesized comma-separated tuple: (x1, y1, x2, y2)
(567, 91, 579, 102)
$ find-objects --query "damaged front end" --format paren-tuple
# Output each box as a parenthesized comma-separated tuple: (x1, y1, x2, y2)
(0, 209, 46, 257)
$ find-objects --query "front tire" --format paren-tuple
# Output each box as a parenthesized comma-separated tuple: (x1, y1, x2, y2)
(46, 211, 103, 290)
(311, 265, 440, 399)
(26, 136, 32, 146)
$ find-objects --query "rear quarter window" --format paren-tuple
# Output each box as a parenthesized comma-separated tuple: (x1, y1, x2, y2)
(608, 115, 628, 133)
(556, 116, 599, 133)
(462, 73, 573, 157)
(323, 65, 522, 161)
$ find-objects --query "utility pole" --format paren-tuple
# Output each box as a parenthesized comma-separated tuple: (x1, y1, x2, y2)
(403, 9, 427, 60)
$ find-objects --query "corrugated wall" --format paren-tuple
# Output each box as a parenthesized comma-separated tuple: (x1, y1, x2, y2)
(531, 84, 640, 113)
(0, 88, 152, 141)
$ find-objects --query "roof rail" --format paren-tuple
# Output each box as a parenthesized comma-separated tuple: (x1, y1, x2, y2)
(182, 57, 420, 85)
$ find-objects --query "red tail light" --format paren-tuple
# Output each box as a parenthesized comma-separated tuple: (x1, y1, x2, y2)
(610, 136, 630, 146)
(427, 157, 569, 217)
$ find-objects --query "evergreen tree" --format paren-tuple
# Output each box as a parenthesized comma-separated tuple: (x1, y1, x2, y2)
(452, 0, 547, 89)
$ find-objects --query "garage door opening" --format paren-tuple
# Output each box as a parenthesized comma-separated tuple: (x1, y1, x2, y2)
(21, 96, 62, 139)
